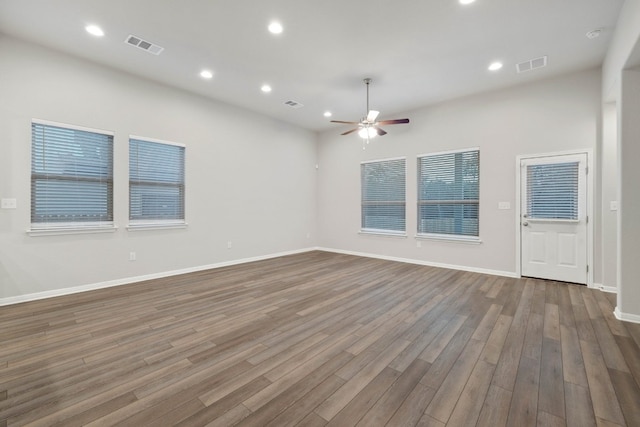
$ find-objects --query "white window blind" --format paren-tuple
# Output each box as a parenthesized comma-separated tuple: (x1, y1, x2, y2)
(418, 149, 479, 236)
(361, 158, 406, 233)
(31, 122, 113, 226)
(526, 162, 579, 220)
(129, 138, 185, 223)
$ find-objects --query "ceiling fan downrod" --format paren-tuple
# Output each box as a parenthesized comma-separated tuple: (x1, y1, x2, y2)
(364, 78, 372, 120)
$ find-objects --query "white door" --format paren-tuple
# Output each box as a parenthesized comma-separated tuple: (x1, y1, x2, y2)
(520, 153, 588, 284)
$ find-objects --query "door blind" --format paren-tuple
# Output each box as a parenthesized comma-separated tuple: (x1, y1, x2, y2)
(361, 158, 406, 233)
(526, 162, 579, 220)
(31, 122, 113, 225)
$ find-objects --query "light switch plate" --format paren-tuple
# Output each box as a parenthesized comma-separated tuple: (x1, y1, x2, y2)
(610, 201, 618, 211)
(498, 202, 511, 210)
(1, 198, 17, 209)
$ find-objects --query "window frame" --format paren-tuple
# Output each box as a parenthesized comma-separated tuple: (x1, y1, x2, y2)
(416, 148, 481, 243)
(128, 135, 187, 231)
(28, 119, 116, 236)
(360, 156, 407, 237)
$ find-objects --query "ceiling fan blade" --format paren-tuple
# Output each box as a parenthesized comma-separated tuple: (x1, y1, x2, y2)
(366, 110, 380, 122)
(377, 118, 410, 125)
(331, 120, 360, 125)
(374, 126, 387, 136)
(341, 128, 360, 136)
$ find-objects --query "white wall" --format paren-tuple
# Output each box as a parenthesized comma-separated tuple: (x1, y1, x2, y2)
(616, 69, 640, 322)
(602, 0, 640, 100)
(600, 103, 618, 291)
(0, 36, 318, 302)
(317, 69, 601, 277)
(600, 0, 640, 321)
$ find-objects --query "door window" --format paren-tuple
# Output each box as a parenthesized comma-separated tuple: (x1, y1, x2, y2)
(526, 162, 579, 220)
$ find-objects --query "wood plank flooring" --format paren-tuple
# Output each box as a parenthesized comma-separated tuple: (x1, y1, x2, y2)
(1, 251, 639, 426)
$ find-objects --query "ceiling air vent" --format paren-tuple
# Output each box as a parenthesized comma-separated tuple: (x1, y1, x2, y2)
(125, 35, 164, 55)
(516, 56, 547, 74)
(284, 100, 304, 109)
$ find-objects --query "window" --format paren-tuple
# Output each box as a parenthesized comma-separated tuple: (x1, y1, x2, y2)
(31, 121, 114, 230)
(129, 137, 185, 226)
(418, 149, 479, 238)
(361, 158, 406, 234)
(526, 162, 579, 220)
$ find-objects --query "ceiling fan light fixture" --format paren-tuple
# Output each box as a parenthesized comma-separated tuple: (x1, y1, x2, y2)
(358, 127, 377, 139)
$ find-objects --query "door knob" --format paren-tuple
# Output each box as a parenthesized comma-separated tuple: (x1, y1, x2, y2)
(522, 222, 529, 226)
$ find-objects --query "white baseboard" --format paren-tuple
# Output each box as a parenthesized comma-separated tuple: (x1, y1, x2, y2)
(592, 283, 618, 293)
(614, 307, 640, 324)
(0, 247, 317, 307)
(316, 247, 519, 278)
(6, 247, 615, 308)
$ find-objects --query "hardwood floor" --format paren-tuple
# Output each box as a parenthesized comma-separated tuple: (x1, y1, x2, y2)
(1, 251, 639, 426)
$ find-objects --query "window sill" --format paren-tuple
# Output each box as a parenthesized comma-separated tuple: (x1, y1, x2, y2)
(415, 233, 482, 244)
(127, 222, 188, 231)
(27, 225, 118, 237)
(359, 229, 408, 238)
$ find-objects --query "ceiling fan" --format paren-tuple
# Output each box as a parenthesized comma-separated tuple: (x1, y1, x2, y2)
(331, 78, 410, 145)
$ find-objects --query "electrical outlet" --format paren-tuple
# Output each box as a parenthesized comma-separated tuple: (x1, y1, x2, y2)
(610, 201, 618, 211)
(498, 202, 511, 210)
(416, 241, 422, 248)
(129, 252, 136, 261)
(1, 198, 17, 209)
(227, 241, 232, 249)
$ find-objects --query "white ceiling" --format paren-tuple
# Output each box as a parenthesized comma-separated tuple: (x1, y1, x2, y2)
(0, 0, 624, 132)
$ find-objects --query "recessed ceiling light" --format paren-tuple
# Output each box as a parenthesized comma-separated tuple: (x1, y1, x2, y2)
(459, 0, 476, 4)
(85, 25, 104, 37)
(324, 111, 332, 118)
(261, 84, 272, 93)
(488, 61, 503, 71)
(200, 70, 213, 79)
(268, 22, 283, 34)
